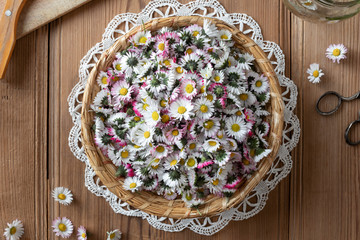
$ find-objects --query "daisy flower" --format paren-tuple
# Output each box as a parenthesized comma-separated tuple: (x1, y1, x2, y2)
(225, 116, 251, 142)
(226, 138, 238, 151)
(169, 98, 194, 120)
(238, 90, 257, 107)
(254, 149, 272, 163)
(170, 64, 185, 80)
(112, 59, 123, 75)
(143, 105, 161, 126)
(52, 187, 73, 205)
(3, 219, 24, 240)
(203, 19, 219, 37)
(130, 123, 154, 146)
(163, 189, 178, 200)
(326, 44, 347, 63)
(163, 170, 187, 188)
(111, 81, 133, 102)
(151, 144, 170, 159)
(307, 63, 324, 84)
(181, 53, 202, 72)
(132, 30, 151, 46)
(251, 74, 269, 93)
(120, 52, 141, 74)
(180, 79, 197, 99)
(107, 229, 122, 240)
(206, 177, 225, 195)
(77, 226, 87, 240)
(52, 217, 73, 238)
(96, 71, 110, 88)
(123, 177, 142, 192)
(203, 139, 220, 152)
(237, 53, 255, 70)
(200, 63, 213, 79)
(185, 155, 198, 169)
(155, 37, 169, 56)
(116, 146, 135, 165)
(218, 29, 232, 41)
(200, 119, 220, 138)
(194, 98, 214, 119)
(212, 70, 225, 83)
(165, 127, 183, 144)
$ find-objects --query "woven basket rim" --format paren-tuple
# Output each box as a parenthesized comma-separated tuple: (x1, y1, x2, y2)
(81, 16, 284, 219)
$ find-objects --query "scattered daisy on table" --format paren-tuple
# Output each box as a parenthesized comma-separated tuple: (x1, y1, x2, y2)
(107, 229, 122, 240)
(52, 217, 73, 238)
(307, 63, 324, 83)
(326, 43, 347, 63)
(77, 226, 87, 240)
(3, 219, 24, 240)
(52, 187, 73, 205)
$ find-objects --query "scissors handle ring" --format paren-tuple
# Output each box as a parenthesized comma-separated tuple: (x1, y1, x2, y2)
(345, 118, 360, 146)
(316, 91, 342, 116)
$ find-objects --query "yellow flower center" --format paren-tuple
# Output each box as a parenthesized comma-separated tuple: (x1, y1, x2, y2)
(186, 194, 192, 201)
(204, 120, 214, 129)
(82, 233, 86, 238)
(152, 111, 159, 121)
(206, 94, 214, 101)
(170, 159, 178, 166)
(200, 85, 205, 93)
(129, 182, 137, 188)
(178, 106, 187, 114)
(187, 158, 196, 167)
(189, 143, 196, 149)
(180, 158, 185, 165)
(200, 105, 208, 113)
(139, 36, 147, 44)
(236, 110, 242, 116)
(217, 133, 223, 139)
(101, 76, 108, 84)
(304, 1, 313, 6)
(243, 159, 250, 165)
(113, 76, 120, 82)
(231, 124, 241, 132)
(156, 146, 165, 153)
(255, 80, 262, 87)
(212, 179, 219, 185)
(193, 31, 199, 36)
(151, 165, 159, 169)
(313, 70, 319, 78)
(121, 150, 129, 158)
(119, 88, 128, 96)
(214, 75, 220, 82)
(185, 84, 194, 93)
(172, 130, 179, 136)
(58, 223, 67, 232)
(133, 145, 141, 149)
(221, 34, 228, 40)
(154, 158, 160, 163)
(115, 64, 122, 71)
(158, 43, 165, 51)
(161, 114, 170, 123)
(109, 233, 116, 239)
(144, 131, 151, 138)
(163, 59, 171, 66)
(250, 149, 256, 157)
(58, 193, 66, 200)
(239, 93, 248, 101)
(167, 192, 174, 196)
(186, 48, 193, 54)
(229, 140, 234, 147)
(208, 141, 217, 146)
(142, 104, 149, 110)
(160, 99, 167, 108)
(332, 48, 341, 56)
(134, 116, 140, 121)
(9, 227, 16, 235)
(176, 66, 183, 74)
(219, 168, 223, 175)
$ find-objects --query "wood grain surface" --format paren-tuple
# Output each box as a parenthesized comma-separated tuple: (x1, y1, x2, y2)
(0, 0, 359, 239)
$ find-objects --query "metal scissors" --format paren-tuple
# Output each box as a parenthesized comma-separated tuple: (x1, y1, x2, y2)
(316, 91, 360, 146)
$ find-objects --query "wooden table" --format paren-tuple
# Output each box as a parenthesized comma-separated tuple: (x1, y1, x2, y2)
(1, 0, 359, 239)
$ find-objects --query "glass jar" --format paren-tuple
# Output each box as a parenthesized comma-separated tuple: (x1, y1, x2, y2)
(282, 0, 360, 23)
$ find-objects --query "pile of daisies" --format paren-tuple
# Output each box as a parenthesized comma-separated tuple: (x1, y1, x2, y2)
(92, 19, 272, 208)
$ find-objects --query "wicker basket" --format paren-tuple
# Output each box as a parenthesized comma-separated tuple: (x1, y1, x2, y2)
(81, 16, 284, 219)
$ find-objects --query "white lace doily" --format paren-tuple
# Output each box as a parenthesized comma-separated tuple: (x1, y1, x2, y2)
(68, 0, 300, 235)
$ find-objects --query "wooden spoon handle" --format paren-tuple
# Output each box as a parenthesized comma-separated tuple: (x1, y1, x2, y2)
(0, 0, 27, 79)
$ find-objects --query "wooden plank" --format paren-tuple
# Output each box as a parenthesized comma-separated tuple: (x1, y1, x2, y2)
(0, 26, 48, 239)
(289, 13, 360, 240)
(0, 0, 92, 39)
(47, 0, 290, 239)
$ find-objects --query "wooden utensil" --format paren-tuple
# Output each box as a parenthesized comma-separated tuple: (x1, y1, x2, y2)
(0, 0, 27, 79)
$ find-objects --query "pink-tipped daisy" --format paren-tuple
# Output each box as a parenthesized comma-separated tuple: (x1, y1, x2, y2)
(77, 226, 87, 240)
